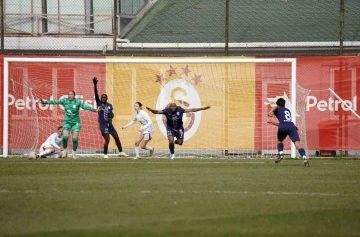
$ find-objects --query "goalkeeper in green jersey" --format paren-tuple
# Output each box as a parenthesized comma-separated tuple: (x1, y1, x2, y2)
(40, 91, 100, 158)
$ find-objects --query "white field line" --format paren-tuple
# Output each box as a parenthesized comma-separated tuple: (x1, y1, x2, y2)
(0, 161, 266, 164)
(0, 160, 356, 165)
(3, 156, 274, 160)
(0, 189, 346, 197)
(142, 190, 343, 196)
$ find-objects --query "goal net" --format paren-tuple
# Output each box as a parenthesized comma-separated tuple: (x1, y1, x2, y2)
(1, 57, 303, 158)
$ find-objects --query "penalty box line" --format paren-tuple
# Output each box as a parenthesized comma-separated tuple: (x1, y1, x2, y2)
(0, 189, 345, 197)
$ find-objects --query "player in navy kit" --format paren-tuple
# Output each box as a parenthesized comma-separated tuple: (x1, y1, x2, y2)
(268, 98, 309, 167)
(147, 102, 210, 160)
(93, 77, 128, 158)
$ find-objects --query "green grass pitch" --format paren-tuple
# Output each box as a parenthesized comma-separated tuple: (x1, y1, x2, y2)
(0, 158, 359, 237)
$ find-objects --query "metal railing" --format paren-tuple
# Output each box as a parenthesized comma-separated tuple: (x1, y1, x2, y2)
(5, 13, 114, 36)
(0, 0, 359, 56)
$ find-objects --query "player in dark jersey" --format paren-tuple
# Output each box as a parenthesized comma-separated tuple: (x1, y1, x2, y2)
(268, 98, 309, 167)
(93, 77, 128, 158)
(147, 102, 210, 160)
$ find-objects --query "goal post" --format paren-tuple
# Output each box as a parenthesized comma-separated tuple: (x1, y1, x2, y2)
(3, 59, 9, 158)
(2, 57, 298, 158)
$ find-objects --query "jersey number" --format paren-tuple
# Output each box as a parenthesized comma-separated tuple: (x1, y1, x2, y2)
(284, 111, 291, 121)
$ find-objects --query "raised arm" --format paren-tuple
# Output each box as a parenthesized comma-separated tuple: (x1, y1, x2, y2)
(184, 106, 211, 113)
(93, 77, 101, 106)
(146, 107, 164, 114)
(268, 106, 278, 117)
(40, 98, 65, 105)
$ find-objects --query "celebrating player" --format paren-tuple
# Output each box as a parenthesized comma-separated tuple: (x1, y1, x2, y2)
(268, 98, 309, 167)
(40, 90, 100, 159)
(29, 126, 66, 159)
(93, 77, 128, 159)
(122, 102, 155, 159)
(147, 102, 210, 160)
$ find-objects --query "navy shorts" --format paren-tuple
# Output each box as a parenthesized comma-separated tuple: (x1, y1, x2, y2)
(100, 123, 117, 136)
(277, 125, 300, 142)
(166, 127, 184, 140)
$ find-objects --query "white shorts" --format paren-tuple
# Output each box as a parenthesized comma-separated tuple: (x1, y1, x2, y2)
(38, 143, 58, 158)
(142, 131, 154, 141)
(39, 142, 52, 152)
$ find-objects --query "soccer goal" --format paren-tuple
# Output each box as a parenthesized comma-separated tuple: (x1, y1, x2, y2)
(1, 57, 302, 158)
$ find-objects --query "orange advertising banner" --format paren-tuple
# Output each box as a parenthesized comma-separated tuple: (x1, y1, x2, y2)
(106, 60, 256, 150)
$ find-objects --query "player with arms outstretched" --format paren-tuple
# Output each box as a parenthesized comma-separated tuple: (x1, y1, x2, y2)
(93, 77, 128, 158)
(268, 98, 309, 167)
(29, 126, 66, 159)
(147, 102, 210, 160)
(122, 102, 155, 159)
(40, 91, 100, 158)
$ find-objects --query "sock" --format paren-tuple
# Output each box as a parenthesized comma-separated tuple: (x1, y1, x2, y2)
(104, 144, 108, 155)
(72, 138, 78, 151)
(62, 135, 69, 149)
(277, 143, 283, 153)
(135, 146, 140, 156)
(144, 146, 152, 150)
(103, 135, 110, 155)
(115, 138, 123, 152)
(298, 148, 306, 158)
(38, 149, 52, 157)
(169, 143, 175, 154)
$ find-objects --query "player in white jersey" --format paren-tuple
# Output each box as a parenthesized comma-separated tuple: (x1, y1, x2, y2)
(122, 102, 155, 159)
(28, 126, 66, 160)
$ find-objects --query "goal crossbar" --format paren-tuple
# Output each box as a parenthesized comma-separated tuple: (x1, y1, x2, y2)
(2, 57, 297, 158)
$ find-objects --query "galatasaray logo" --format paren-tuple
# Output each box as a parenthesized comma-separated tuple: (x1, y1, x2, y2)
(155, 79, 202, 141)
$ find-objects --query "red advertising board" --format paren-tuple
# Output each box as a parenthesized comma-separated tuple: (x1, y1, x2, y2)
(257, 56, 360, 151)
(1, 56, 106, 152)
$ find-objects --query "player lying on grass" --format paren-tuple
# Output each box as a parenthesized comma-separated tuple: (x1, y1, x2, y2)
(122, 102, 155, 160)
(29, 126, 66, 160)
(147, 102, 210, 160)
(93, 77, 129, 159)
(268, 98, 309, 167)
(40, 91, 100, 159)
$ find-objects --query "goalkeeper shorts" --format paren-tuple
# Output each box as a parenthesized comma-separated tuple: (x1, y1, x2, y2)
(63, 122, 81, 132)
